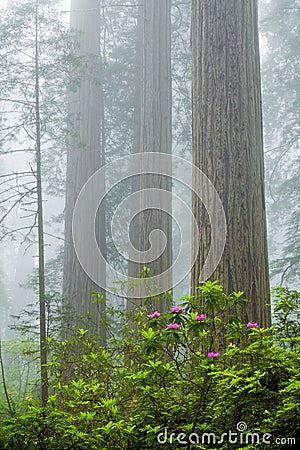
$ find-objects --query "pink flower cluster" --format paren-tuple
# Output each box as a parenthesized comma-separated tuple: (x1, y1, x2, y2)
(247, 322, 259, 329)
(170, 305, 183, 313)
(147, 311, 161, 320)
(207, 352, 220, 358)
(194, 313, 206, 321)
(166, 323, 181, 330)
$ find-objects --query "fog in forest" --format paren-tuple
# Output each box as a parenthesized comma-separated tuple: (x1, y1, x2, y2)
(1, 0, 298, 335)
(0, 0, 299, 438)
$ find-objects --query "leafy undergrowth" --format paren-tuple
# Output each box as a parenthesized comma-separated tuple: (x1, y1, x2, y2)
(0, 282, 299, 449)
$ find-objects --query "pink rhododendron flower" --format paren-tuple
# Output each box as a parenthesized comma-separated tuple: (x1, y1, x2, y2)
(194, 313, 206, 321)
(166, 323, 181, 330)
(170, 305, 183, 313)
(207, 351, 220, 358)
(147, 311, 161, 320)
(247, 321, 259, 329)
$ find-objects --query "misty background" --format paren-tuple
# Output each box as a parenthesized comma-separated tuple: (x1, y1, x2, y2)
(0, 0, 299, 341)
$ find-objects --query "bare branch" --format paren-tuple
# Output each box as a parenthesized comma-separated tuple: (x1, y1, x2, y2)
(0, 149, 35, 155)
(0, 188, 36, 224)
(0, 225, 37, 241)
(44, 231, 66, 242)
(0, 97, 35, 105)
(0, 171, 35, 179)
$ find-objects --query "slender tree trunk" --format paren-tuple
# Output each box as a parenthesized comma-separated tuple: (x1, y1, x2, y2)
(127, 3, 142, 308)
(0, 339, 14, 417)
(34, 0, 48, 406)
(63, 0, 106, 339)
(128, 0, 172, 313)
(191, 0, 271, 327)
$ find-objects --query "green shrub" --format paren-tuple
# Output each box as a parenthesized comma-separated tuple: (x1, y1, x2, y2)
(0, 282, 299, 449)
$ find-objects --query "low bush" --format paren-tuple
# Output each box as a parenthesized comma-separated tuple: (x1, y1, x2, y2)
(0, 282, 299, 449)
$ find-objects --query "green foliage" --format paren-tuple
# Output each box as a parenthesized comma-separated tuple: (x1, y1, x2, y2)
(0, 283, 299, 449)
(0, 338, 40, 417)
(272, 286, 300, 351)
(0, 0, 78, 198)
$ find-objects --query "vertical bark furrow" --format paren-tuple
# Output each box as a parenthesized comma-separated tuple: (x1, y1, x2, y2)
(128, 0, 172, 313)
(191, 0, 271, 326)
(63, 0, 106, 338)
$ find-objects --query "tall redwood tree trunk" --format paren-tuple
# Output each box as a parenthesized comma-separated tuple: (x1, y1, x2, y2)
(191, 0, 271, 327)
(128, 0, 172, 313)
(63, 0, 106, 338)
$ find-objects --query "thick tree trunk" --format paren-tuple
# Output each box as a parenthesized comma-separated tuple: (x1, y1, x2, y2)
(128, 0, 172, 313)
(191, 0, 271, 327)
(63, 0, 106, 338)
